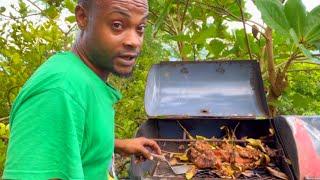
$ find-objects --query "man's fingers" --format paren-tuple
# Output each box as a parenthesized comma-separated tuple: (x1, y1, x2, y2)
(139, 145, 153, 160)
(142, 138, 161, 155)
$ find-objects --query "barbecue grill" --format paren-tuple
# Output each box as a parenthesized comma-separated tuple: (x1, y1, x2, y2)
(129, 60, 320, 180)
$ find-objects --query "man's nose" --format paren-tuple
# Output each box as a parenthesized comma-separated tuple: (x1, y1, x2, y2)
(123, 30, 141, 50)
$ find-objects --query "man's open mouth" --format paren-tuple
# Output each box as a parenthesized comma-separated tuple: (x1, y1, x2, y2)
(118, 54, 138, 61)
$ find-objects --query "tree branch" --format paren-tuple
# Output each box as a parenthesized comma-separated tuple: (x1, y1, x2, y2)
(149, 10, 177, 35)
(180, 0, 190, 32)
(0, 12, 42, 20)
(265, 27, 276, 87)
(192, 0, 267, 39)
(237, 0, 253, 60)
(65, 23, 77, 37)
(194, 0, 266, 30)
(26, 0, 43, 12)
(282, 49, 299, 74)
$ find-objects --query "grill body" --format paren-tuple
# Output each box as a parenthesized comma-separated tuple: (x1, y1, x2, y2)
(129, 118, 295, 179)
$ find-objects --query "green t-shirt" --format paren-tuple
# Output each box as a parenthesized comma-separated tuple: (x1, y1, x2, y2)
(3, 51, 121, 180)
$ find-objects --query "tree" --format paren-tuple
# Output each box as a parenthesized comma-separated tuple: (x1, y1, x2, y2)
(150, 0, 320, 115)
(255, 0, 320, 115)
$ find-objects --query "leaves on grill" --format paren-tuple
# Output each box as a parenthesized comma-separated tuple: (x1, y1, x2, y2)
(185, 165, 197, 180)
(196, 135, 208, 140)
(266, 166, 289, 180)
(174, 153, 189, 161)
(245, 138, 266, 153)
(241, 170, 255, 178)
(284, 157, 292, 165)
(177, 121, 194, 140)
(169, 157, 178, 166)
(168, 123, 290, 179)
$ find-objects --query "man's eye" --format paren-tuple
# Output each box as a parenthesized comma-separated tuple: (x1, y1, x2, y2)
(112, 22, 123, 30)
(137, 25, 146, 33)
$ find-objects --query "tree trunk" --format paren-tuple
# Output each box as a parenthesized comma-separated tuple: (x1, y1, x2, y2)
(265, 27, 277, 116)
(265, 27, 289, 116)
(178, 41, 188, 61)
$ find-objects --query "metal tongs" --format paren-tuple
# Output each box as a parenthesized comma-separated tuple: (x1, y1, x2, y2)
(151, 153, 190, 175)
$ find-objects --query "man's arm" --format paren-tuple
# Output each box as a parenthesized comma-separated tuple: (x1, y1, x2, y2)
(115, 137, 161, 160)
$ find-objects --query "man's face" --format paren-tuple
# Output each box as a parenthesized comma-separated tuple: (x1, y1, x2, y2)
(83, 0, 148, 77)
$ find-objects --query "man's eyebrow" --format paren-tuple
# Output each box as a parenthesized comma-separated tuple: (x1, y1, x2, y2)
(141, 14, 149, 21)
(108, 7, 131, 18)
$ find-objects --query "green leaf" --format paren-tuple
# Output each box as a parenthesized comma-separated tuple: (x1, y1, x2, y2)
(65, 15, 76, 23)
(18, 0, 28, 17)
(284, 0, 307, 40)
(208, 39, 225, 57)
(43, 6, 59, 19)
(315, 42, 320, 51)
(309, 5, 320, 20)
(153, 0, 173, 35)
(289, 29, 320, 64)
(305, 5, 320, 43)
(299, 45, 320, 64)
(255, 0, 290, 36)
(64, 0, 76, 13)
(192, 25, 216, 44)
(305, 23, 320, 44)
(0, 7, 6, 13)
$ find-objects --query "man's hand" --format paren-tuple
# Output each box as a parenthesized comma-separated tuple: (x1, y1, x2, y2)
(115, 137, 161, 160)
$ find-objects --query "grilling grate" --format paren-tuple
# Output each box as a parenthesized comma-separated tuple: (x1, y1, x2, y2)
(153, 162, 279, 179)
(149, 139, 287, 179)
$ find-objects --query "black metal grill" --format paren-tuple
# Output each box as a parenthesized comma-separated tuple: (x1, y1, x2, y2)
(149, 139, 287, 179)
(129, 119, 296, 180)
(153, 162, 279, 179)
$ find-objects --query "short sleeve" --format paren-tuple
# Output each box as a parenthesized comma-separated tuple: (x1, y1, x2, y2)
(3, 88, 85, 180)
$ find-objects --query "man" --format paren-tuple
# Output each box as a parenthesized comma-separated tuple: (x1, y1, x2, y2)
(3, 0, 160, 179)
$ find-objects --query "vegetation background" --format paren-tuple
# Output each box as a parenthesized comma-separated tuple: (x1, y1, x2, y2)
(0, 0, 319, 177)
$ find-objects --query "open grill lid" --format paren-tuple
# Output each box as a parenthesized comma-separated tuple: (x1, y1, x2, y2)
(144, 60, 270, 119)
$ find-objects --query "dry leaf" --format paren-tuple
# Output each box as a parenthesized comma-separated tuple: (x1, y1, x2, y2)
(241, 170, 255, 177)
(264, 154, 271, 164)
(284, 157, 292, 165)
(177, 121, 194, 140)
(221, 163, 234, 177)
(185, 165, 197, 180)
(246, 138, 266, 152)
(266, 166, 288, 180)
(269, 128, 275, 136)
(169, 158, 178, 166)
(220, 126, 233, 139)
(174, 153, 189, 161)
(196, 135, 208, 140)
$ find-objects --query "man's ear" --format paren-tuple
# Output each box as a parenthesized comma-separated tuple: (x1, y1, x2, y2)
(75, 5, 88, 30)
